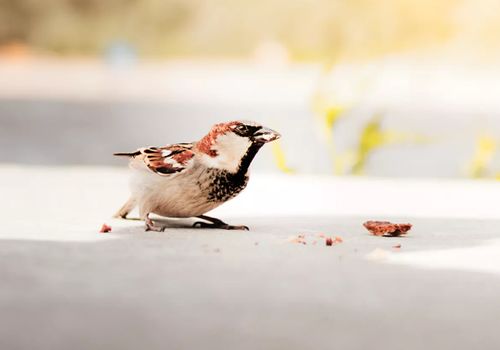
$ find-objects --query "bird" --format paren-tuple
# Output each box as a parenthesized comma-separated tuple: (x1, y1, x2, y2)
(113, 120, 281, 232)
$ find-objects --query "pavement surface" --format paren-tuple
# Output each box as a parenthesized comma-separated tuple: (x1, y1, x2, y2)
(1, 165, 500, 350)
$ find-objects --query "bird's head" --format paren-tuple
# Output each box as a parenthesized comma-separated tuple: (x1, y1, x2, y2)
(197, 120, 281, 173)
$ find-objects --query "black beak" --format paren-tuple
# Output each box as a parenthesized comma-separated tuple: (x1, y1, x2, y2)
(251, 127, 281, 144)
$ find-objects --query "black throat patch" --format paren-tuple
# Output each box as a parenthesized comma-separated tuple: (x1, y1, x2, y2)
(206, 143, 263, 202)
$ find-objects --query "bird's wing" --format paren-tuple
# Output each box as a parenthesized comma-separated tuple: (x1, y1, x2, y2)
(117, 143, 196, 176)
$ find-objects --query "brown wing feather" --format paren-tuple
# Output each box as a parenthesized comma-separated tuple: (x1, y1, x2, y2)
(143, 144, 195, 175)
(116, 144, 195, 176)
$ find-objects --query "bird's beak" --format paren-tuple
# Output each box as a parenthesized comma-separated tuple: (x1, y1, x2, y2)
(252, 127, 281, 144)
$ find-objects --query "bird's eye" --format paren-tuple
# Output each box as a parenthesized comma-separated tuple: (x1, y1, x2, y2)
(235, 125, 248, 134)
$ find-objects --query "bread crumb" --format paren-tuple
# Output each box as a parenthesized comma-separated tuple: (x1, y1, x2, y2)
(99, 224, 112, 233)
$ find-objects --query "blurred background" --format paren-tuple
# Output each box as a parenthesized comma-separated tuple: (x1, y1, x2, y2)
(1, 0, 500, 178)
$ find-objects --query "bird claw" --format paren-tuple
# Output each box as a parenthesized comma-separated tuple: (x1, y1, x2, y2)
(231, 225, 250, 231)
(144, 214, 167, 232)
(192, 221, 249, 231)
(145, 221, 166, 232)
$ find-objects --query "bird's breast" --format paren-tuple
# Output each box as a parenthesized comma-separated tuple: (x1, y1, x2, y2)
(131, 165, 250, 218)
(201, 169, 250, 203)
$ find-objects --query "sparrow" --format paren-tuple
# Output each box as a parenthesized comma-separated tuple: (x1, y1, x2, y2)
(113, 120, 281, 232)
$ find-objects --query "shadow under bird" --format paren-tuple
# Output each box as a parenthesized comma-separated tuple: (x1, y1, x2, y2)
(114, 121, 281, 231)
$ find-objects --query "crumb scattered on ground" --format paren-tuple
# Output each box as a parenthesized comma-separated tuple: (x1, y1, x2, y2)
(326, 236, 343, 246)
(99, 224, 112, 233)
(288, 234, 307, 245)
(363, 221, 412, 237)
(288, 234, 343, 247)
(393, 244, 402, 249)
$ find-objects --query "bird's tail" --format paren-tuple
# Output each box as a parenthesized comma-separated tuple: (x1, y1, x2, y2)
(113, 151, 141, 157)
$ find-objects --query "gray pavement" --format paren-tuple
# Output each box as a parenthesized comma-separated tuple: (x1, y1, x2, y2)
(1, 166, 500, 350)
(2, 218, 500, 350)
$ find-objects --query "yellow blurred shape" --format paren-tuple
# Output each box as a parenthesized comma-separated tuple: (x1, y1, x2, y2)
(352, 117, 384, 175)
(312, 98, 348, 174)
(321, 107, 346, 174)
(324, 106, 345, 130)
(271, 140, 294, 173)
(352, 116, 428, 175)
(311, 90, 346, 137)
(469, 135, 497, 178)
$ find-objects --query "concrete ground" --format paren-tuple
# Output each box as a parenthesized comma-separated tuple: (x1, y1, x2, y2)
(1, 165, 500, 350)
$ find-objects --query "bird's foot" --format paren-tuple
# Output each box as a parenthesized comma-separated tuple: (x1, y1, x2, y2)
(193, 221, 249, 231)
(193, 215, 249, 231)
(145, 216, 166, 232)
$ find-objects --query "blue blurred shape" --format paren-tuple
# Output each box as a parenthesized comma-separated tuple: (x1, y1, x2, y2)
(105, 41, 138, 67)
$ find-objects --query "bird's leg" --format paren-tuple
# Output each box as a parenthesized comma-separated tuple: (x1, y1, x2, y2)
(145, 213, 166, 232)
(113, 197, 138, 220)
(193, 215, 249, 231)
